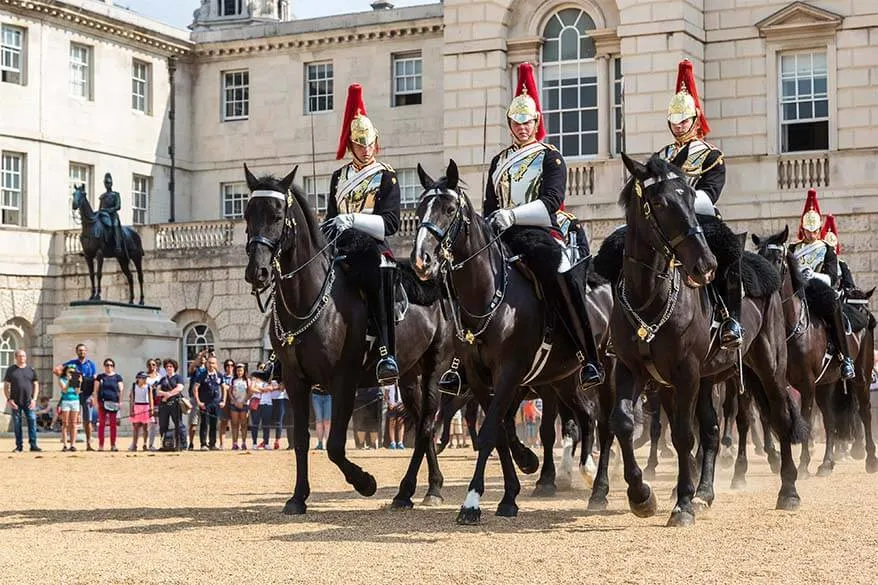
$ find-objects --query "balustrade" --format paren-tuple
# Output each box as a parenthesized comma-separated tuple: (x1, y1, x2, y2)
(777, 155, 830, 190)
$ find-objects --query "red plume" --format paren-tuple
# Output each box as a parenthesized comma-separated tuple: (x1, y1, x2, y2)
(514, 63, 546, 141)
(674, 60, 710, 137)
(821, 213, 840, 254)
(336, 84, 367, 160)
(797, 188, 822, 240)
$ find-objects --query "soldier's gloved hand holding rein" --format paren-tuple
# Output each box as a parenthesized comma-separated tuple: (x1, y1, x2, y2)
(489, 199, 554, 234)
(488, 209, 515, 233)
(321, 213, 386, 241)
(801, 267, 814, 280)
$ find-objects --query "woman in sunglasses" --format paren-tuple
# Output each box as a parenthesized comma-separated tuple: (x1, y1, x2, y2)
(93, 358, 124, 451)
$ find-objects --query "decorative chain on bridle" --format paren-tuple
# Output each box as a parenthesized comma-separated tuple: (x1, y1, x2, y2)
(418, 187, 509, 345)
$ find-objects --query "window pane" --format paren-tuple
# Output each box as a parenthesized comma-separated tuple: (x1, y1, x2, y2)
(542, 40, 559, 63)
(546, 113, 560, 133)
(562, 111, 578, 132)
(783, 102, 797, 121)
(581, 110, 598, 132)
(581, 133, 598, 155)
(560, 28, 579, 61)
(561, 87, 578, 108)
(579, 37, 596, 59)
(813, 52, 827, 72)
(562, 135, 579, 156)
(558, 8, 580, 26)
(579, 86, 597, 108)
(782, 80, 796, 98)
(799, 101, 812, 119)
(814, 76, 827, 95)
(797, 78, 812, 96)
(814, 99, 828, 118)
(545, 88, 559, 110)
(781, 55, 795, 74)
(543, 15, 562, 38)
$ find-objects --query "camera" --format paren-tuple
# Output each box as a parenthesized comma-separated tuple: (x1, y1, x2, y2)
(69, 371, 83, 386)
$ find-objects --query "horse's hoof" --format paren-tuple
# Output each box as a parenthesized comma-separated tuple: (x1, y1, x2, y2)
(768, 453, 781, 475)
(775, 493, 801, 511)
(138, 300, 145, 306)
(435, 442, 447, 455)
(390, 498, 414, 510)
(851, 444, 867, 460)
(456, 506, 481, 525)
(629, 486, 657, 518)
(514, 449, 540, 475)
(866, 456, 878, 474)
(555, 472, 572, 491)
(660, 446, 675, 459)
(495, 502, 519, 517)
(643, 465, 656, 482)
(421, 494, 444, 507)
(666, 506, 695, 527)
(797, 466, 811, 480)
(719, 453, 734, 470)
(692, 496, 712, 514)
(816, 463, 833, 478)
(283, 498, 307, 515)
(587, 497, 608, 512)
(754, 446, 765, 457)
(354, 473, 377, 497)
(730, 476, 747, 490)
(531, 483, 557, 498)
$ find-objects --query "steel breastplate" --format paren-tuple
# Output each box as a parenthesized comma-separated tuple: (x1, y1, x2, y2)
(336, 164, 383, 214)
(495, 146, 547, 208)
(792, 241, 828, 273)
(661, 139, 714, 187)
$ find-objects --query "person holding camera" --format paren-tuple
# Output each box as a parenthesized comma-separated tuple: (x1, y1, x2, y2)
(156, 359, 185, 451)
(56, 364, 82, 451)
(55, 343, 97, 451)
(93, 358, 124, 452)
(193, 356, 227, 450)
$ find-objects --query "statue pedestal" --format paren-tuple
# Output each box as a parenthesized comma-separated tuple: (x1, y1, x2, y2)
(47, 303, 180, 431)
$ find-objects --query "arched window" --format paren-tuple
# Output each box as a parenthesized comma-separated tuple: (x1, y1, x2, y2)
(541, 8, 598, 158)
(0, 329, 22, 381)
(182, 323, 214, 372)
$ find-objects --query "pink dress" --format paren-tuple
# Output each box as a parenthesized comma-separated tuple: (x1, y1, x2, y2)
(131, 383, 151, 424)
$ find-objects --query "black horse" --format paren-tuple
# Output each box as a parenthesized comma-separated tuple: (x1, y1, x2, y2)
(72, 184, 145, 305)
(241, 165, 453, 513)
(412, 160, 608, 524)
(753, 227, 877, 475)
(603, 153, 806, 527)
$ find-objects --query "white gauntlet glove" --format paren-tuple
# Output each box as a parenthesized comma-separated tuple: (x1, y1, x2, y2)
(488, 209, 515, 233)
(321, 213, 386, 240)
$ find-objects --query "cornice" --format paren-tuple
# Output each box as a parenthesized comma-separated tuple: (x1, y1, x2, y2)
(1, 0, 193, 56)
(193, 23, 443, 58)
(755, 1, 843, 41)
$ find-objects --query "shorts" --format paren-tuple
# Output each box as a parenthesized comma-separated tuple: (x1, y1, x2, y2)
(218, 403, 231, 420)
(311, 393, 332, 422)
(60, 400, 81, 413)
(230, 403, 249, 413)
(131, 403, 151, 425)
(187, 405, 200, 426)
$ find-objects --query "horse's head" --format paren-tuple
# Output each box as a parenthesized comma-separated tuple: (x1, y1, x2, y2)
(752, 225, 790, 272)
(412, 160, 468, 281)
(621, 151, 717, 288)
(844, 286, 875, 318)
(72, 184, 87, 211)
(242, 163, 298, 290)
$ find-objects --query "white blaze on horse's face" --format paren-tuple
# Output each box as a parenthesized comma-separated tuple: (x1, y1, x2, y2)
(413, 196, 437, 279)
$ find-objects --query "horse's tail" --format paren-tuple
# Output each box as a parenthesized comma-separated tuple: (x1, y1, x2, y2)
(831, 381, 860, 442)
(785, 386, 810, 445)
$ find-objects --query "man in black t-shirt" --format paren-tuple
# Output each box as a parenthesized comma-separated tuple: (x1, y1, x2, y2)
(3, 349, 42, 452)
(193, 357, 227, 450)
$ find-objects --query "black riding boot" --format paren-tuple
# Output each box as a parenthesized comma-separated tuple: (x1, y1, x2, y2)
(719, 260, 744, 350)
(374, 263, 400, 386)
(829, 301, 855, 380)
(556, 270, 603, 388)
(113, 222, 124, 257)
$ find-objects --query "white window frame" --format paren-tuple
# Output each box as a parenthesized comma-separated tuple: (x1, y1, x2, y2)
(69, 162, 93, 225)
(221, 182, 249, 219)
(396, 169, 422, 209)
(222, 70, 249, 121)
(540, 8, 599, 160)
(1, 24, 24, 85)
(1, 152, 24, 226)
(611, 56, 624, 156)
(132, 59, 151, 114)
(69, 43, 91, 100)
(393, 53, 422, 107)
(0, 329, 22, 382)
(304, 175, 330, 214)
(132, 174, 150, 225)
(778, 50, 829, 154)
(183, 323, 214, 374)
(306, 62, 334, 113)
(218, 0, 244, 17)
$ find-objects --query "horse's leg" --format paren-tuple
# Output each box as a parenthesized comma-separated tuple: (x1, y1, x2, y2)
(587, 375, 614, 511)
(761, 411, 781, 473)
(465, 399, 479, 449)
(119, 259, 135, 305)
(720, 380, 738, 469)
(815, 382, 835, 477)
(283, 381, 311, 514)
(797, 379, 816, 478)
(556, 409, 576, 491)
(533, 388, 558, 497)
(495, 418, 523, 518)
(434, 392, 456, 454)
(326, 375, 376, 497)
(95, 254, 104, 300)
(573, 399, 598, 489)
(506, 388, 539, 474)
(392, 377, 424, 509)
(666, 366, 700, 527)
(693, 379, 720, 511)
(135, 255, 145, 305)
(457, 371, 522, 525)
(856, 380, 878, 473)
(420, 376, 445, 505)
(609, 363, 656, 518)
(731, 389, 751, 489)
(85, 255, 97, 300)
(643, 401, 660, 481)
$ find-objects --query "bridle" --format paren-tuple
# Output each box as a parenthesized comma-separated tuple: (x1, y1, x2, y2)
(631, 173, 705, 264)
(762, 241, 809, 340)
(416, 187, 509, 344)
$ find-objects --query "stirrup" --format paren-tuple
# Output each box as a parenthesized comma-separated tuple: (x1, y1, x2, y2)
(376, 354, 399, 386)
(438, 356, 462, 395)
(839, 356, 855, 380)
(720, 319, 744, 350)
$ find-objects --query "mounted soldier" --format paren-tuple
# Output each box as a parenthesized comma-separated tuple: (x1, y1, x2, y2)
(821, 213, 856, 291)
(483, 62, 603, 389)
(789, 189, 855, 379)
(97, 172, 124, 257)
(321, 83, 401, 385)
(658, 59, 743, 349)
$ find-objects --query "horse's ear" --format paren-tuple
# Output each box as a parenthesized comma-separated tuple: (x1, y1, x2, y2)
(866, 287, 875, 299)
(279, 166, 298, 193)
(417, 163, 434, 190)
(781, 225, 790, 243)
(621, 153, 648, 180)
(751, 233, 761, 247)
(670, 142, 690, 168)
(244, 163, 258, 191)
(446, 160, 459, 190)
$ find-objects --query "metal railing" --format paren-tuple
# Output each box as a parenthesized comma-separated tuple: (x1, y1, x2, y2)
(777, 155, 830, 190)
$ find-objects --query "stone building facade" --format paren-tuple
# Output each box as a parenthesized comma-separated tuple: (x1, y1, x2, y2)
(1, 0, 877, 408)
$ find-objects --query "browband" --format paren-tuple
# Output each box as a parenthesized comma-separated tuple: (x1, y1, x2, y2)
(642, 172, 679, 188)
(250, 189, 286, 201)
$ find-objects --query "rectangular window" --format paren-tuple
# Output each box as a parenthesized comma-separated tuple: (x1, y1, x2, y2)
(779, 51, 829, 153)
(541, 61, 598, 158)
(393, 54, 422, 107)
(132, 174, 150, 225)
(219, 0, 243, 16)
(222, 70, 249, 121)
(396, 169, 422, 208)
(221, 182, 249, 219)
(1, 24, 24, 85)
(132, 60, 151, 113)
(306, 62, 334, 113)
(612, 57, 624, 156)
(68, 162, 92, 225)
(1, 152, 24, 226)
(69, 43, 91, 99)
(304, 175, 330, 214)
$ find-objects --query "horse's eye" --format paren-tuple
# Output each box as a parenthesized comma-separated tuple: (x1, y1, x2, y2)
(444, 204, 456, 215)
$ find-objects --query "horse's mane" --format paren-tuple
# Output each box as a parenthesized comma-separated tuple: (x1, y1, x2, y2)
(252, 174, 326, 247)
(760, 228, 806, 296)
(618, 154, 683, 209)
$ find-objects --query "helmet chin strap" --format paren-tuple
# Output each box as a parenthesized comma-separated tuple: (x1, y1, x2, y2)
(350, 144, 376, 168)
(671, 118, 700, 146)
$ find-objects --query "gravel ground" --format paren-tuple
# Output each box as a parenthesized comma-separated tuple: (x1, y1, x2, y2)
(1, 435, 877, 585)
